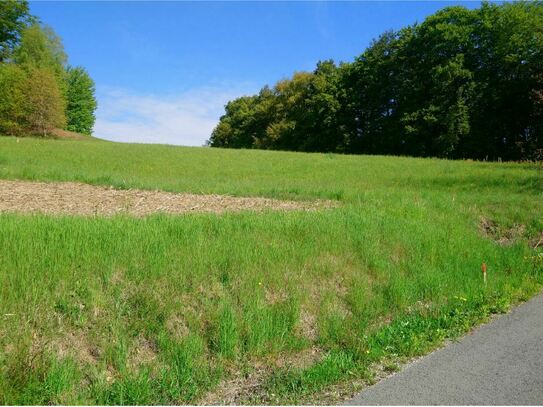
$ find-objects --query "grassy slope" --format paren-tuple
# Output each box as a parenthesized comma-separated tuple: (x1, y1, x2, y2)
(0, 136, 542, 404)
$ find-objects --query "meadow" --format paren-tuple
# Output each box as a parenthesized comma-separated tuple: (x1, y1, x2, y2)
(0, 136, 542, 404)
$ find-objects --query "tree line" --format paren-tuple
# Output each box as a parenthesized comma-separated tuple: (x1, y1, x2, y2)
(0, 0, 96, 137)
(209, 2, 543, 161)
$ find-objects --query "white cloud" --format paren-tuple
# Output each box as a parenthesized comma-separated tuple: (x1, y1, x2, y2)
(93, 85, 256, 146)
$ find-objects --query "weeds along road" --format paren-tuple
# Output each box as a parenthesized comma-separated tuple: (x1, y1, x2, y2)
(345, 293, 543, 405)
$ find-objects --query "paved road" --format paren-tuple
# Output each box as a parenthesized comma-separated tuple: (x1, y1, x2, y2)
(345, 294, 543, 405)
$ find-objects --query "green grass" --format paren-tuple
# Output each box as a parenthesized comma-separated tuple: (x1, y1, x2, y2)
(0, 136, 542, 404)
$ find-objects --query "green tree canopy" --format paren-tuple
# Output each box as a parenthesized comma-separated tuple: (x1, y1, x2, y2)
(0, 63, 27, 135)
(65, 66, 97, 135)
(13, 23, 67, 78)
(0, 0, 32, 62)
(0, 18, 97, 138)
(209, 1, 543, 161)
(22, 67, 66, 136)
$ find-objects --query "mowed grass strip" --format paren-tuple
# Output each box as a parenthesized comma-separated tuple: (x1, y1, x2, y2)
(0, 136, 542, 404)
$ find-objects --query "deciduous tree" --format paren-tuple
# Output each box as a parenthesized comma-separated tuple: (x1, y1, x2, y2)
(22, 67, 66, 136)
(210, 1, 543, 161)
(0, 63, 27, 134)
(14, 23, 67, 83)
(0, 0, 32, 62)
(65, 66, 97, 135)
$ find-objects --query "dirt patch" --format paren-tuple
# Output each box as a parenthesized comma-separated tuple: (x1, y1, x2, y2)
(199, 364, 269, 406)
(50, 128, 89, 140)
(531, 231, 543, 249)
(199, 347, 324, 405)
(0, 180, 337, 217)
(265, 288, 289, 305)
(298, 309, 319, 341)
(165, 314, 190, 341)
(127, 335, 158, 371)
(54, 331, 100, 367)
(479, 217, 526, 245)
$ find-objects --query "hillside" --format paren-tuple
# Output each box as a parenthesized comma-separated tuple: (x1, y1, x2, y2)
(0, 136, 541, 404)
(49, 128, 95, 141)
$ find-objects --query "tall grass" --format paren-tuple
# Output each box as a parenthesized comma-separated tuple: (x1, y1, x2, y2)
(0, 136, 542, 404)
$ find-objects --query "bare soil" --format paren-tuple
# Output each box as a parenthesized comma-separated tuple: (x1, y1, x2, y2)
(50, 128, 89, 140)
(479, 216, 527, 246)
(0, 180, 336, 217)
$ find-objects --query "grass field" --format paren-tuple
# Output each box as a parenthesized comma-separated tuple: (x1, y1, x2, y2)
(0, 136, 542, 404)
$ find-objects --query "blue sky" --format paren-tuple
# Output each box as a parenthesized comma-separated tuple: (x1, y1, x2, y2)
(30, 1, 481, 146)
